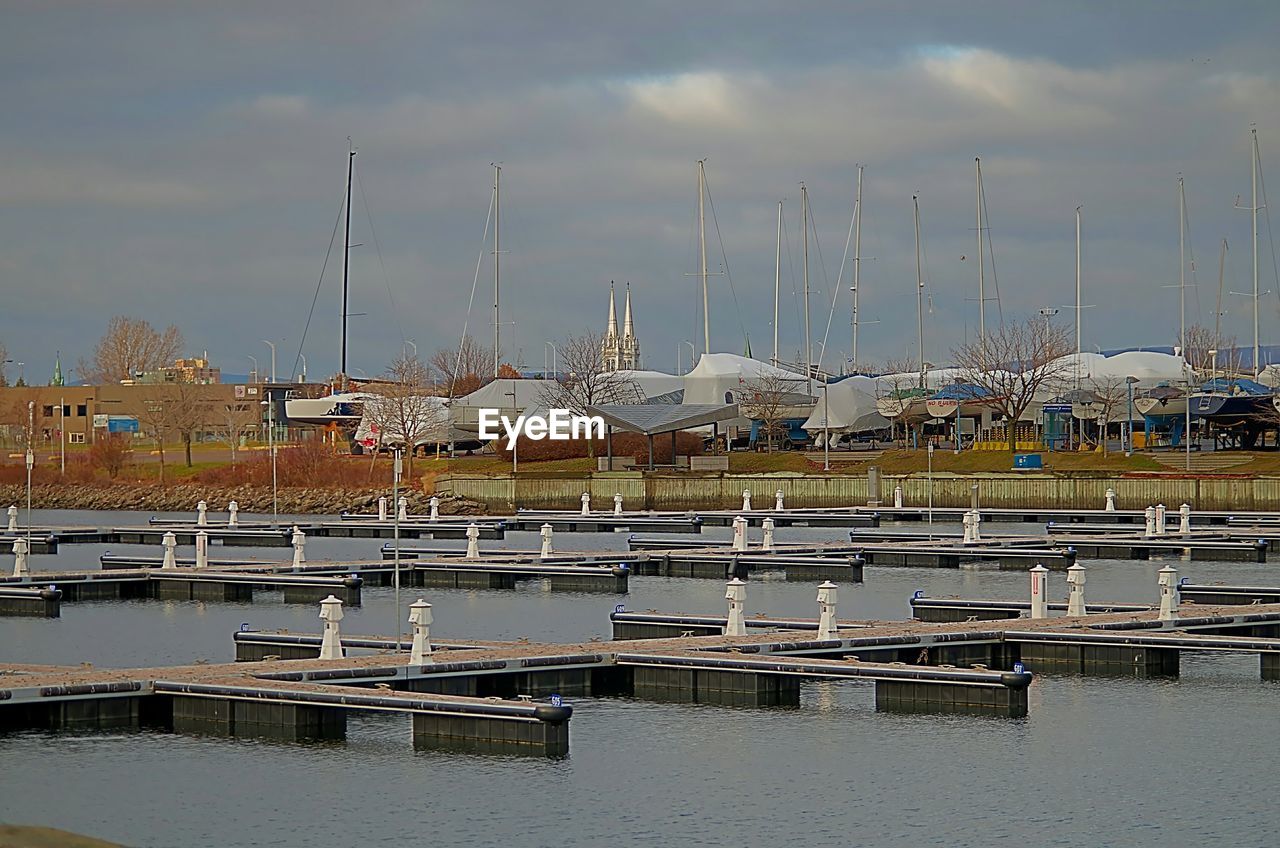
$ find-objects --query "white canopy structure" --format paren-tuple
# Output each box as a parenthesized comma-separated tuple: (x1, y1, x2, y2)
(802, 376, 890, 436)
(682, 353, 813, 406)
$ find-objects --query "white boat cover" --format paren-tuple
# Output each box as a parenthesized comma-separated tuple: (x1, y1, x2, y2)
(682, 353, 813, 405)
(801, 376, 891, 435)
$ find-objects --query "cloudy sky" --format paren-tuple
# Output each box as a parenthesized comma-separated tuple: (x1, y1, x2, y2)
(3, 1, 1279, 384)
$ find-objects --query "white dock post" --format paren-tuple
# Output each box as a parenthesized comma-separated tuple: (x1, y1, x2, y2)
(377, 496, 388, 522)
(397, 496, 408, 522)
(465, 523, 480, 559)
(1179, 503, 1192, 535)
(962, 510, 974, 543)
(742, 489, 752, 511)
(580, 492, 591, 516)
(429, 495, 440, 522)
(1104, 488, 1116, 512)
(1158, 564, 1180, 620)
(1029, 564, 1049, 619)
(291, 526, 306, 568)
(971, 509, 982, 542)
(409, 599, 433, 664)
(227, 500, 239, 527)
(613, 493, 624, 516)
(724, 578, 747, 636)
(1144, 505, 1157, 537)
(816, 581, 839, 639)
(196, 500, 208, 526)
(161, 531, 178, 569)
(775, 489, 785, 511)
(894, 486, 903, 508)
(11, 537, 29, 578)
(1154, 503, 1167, 536)
(194, 530, 209, 570)
(732, 515, 749, 551)
(7, 505, 17, 533)
(1066, 563, 1087, 616)
(540, 523, 554, 559)
(318, 595, 345, 660)
(761, 517, 775, 550)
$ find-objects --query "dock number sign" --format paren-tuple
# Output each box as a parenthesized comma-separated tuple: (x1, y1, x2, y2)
(550, 695, 563, 707)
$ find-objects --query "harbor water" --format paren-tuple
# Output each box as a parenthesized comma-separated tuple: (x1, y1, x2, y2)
(1, 509, 1277, 847)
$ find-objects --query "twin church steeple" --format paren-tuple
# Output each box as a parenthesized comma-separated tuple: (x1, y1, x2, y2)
(602, 281, 640, 371)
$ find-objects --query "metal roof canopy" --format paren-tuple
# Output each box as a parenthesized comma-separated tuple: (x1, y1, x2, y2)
(587, 403, 739, 436)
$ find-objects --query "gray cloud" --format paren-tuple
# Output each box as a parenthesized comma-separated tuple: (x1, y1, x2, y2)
(2, 2, 1279, 383)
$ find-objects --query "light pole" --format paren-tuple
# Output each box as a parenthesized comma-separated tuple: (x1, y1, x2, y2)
(25, 401, 35, 545)
(299, 353, 308, 383)
(262, 340, 276, 384)
(684, 341, 697, 375)
(1184, 357, 1193, 471)
(926, 442, 934, 538)
(392, 446, 402, 646)
(404, 340, 418, 358)
(247, 355, 259, 384)
(59, 396, 65, 475)
(261, 398, 277, 525)
(505, 389, 518, 474)
(822, 380, 831, 471)
(17, 362, 24, 385)
(1208, 349, 1218, 387)
(1126, 376, 1139, 457)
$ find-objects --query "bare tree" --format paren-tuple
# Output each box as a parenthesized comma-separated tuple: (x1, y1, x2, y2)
(210, 400, 260, 465)
(953, 316, 1074, 453)
(432, 335, 496, 398)
(89, 433, 132, 479)
(78, 316, 184, 384)
(166, 382, 209, 467)
(872, 355, 924, 447)
(540, 331, 644, 457)
(735, 372, 803, 452)
(1085, 375, 1130, 455)
(363, 351, 447, 477)
(135, 387, 175, 482)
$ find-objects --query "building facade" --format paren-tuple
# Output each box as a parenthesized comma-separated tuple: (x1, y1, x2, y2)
(601, 281, 641, 371)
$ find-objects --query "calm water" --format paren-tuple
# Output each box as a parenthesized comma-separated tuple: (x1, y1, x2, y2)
(1, 509, 1277, 847)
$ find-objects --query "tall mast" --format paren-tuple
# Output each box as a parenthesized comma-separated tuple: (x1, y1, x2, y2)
(1178, 176, 1187, 357)
(1215, 238, 1227, 346)
(913, 194, 924, 388)
(698, 160, 709, 355)
(976, 157, 986, 346)
(341, 139, 355, 389)
(493, 163, 502, 378)
(772, 199, 782, 365)
(851, 165, 864, 372)
(1252, 129, 1260, 374)
(802, 182, 812, 393)
(1075, 206, 1082, 358)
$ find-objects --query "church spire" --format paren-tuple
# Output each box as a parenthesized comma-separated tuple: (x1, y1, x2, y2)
(622, 282, 634, 340)
(605, 281, 619, 341)
(52, 351, 64, 387)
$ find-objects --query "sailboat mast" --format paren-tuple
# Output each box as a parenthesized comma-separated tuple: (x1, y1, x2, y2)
(1075, 206, 1082, 358)
(341, 140, 355, 389)
(1252, 129, 1260, 374)
(698, 160, 709, 355)
(1178, 177, 1186, 356)
(976, 157, 986, 346)
(493, 163, 502, 378)
(802, 183, 812, 394)
(851, 165, 863, 372)
(772, 199, 782, 365)
(913, 194, 924, 388)
(1215, 238, 1227, 346)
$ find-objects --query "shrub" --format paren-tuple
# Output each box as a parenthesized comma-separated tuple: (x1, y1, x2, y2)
(89, 434, 132, 479)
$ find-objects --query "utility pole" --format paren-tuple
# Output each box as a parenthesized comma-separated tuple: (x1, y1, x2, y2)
(1075, 205, 1083, 359)
(913, 194, 925, 389)
(773, 199, 782, 365)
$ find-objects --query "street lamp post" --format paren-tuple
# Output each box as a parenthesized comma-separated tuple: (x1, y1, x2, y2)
(262, 398, 277, 525)
(299, 353, 308, 383)
(247, 355, 258, 385)
(544, 342, 557, 380)
(404, 340, 418, 358)
(684, 341, 697, 375)
(822, 380, 831, 471)
(59, 396, 65, 475)
(25, 401, 34, 547)
(392, 447, 402, 646)
(262, 340, 276, 384)
(1126, 376, 1139, 457)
